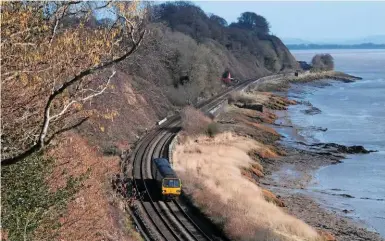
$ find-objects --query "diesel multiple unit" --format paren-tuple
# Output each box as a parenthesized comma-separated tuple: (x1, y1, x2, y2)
(152, 158, 181, 200)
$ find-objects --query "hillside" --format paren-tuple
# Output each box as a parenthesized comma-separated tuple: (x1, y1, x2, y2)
(85, 2, 299, 150)
(1, 2, 298, 240)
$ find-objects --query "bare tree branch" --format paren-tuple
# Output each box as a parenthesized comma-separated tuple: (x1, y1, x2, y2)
(23, 210, 39, 241)
(1, 2, 148, 165)
(1, 118, 89, 166)
(50, 70, 116, 121)
(45, 117, 89, 144)
(49, 3, 70, 44)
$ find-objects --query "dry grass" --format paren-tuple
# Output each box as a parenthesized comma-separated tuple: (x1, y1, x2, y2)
(173, 132, 321, 241)
(253, 79, 291, 92)
(45, 132, 141, 241)
(253, 71, 359, 93)
(262, 189, 285, 207)
(229, 91, 296, 113)
(288, 71, 335, 83)
(225, 91, 297, 129)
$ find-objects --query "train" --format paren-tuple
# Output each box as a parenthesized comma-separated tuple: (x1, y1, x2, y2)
(152, 158, 182, 201)
(221, 70, 239, 86)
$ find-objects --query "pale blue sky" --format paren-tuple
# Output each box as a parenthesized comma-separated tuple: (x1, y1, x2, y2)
(193, 1, 385, 42)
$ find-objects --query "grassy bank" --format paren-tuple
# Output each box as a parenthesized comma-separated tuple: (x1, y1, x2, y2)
(1, 154, 85, 240)
(1, 133, 142, 241)
(173, 133, 321, 241)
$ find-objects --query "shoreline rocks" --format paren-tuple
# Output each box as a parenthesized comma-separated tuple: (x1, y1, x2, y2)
(297, 142, 378, 154)
(255, 72, 384, 241)
(292, 71, 362, 83)
(301, 106, 322, 115)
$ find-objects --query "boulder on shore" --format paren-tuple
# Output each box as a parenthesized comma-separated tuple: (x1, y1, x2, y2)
(235, 102, 263, 112)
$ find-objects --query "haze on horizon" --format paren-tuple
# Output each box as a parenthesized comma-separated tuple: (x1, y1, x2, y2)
(194, 1, 385, 44)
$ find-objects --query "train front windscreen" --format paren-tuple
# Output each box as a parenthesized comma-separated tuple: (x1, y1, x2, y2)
(163, 178, 180, 188)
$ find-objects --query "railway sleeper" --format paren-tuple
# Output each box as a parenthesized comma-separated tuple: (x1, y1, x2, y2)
(132, 202, 163, 241)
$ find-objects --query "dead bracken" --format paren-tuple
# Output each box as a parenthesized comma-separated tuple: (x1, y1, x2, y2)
(173, 132, 322, 241)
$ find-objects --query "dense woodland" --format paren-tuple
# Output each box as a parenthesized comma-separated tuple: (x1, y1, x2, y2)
(150, 2, 297, 72)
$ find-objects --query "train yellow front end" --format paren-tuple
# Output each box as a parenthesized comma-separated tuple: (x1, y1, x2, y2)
(152, 158, 182, 201)
(162, 178, 181, 200)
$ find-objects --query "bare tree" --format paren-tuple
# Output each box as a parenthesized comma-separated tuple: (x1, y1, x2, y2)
(311, 53, 334, 71)
(180, 106, 211, 136)
(1, 1, 147, 165)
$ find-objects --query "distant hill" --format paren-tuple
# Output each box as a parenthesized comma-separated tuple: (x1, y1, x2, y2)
(287, 43, 385, 50)
(282, 38, 312, 45)
(342, 35, 385, 45)
(283, 35, 385, 48)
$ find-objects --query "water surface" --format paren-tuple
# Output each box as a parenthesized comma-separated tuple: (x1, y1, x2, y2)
(286, 49, 385, 236)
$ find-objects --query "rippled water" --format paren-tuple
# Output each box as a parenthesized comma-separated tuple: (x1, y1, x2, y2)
(288, 49, 385, 236)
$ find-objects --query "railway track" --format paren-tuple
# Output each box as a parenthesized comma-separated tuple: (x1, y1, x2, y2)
(131, 75, 285, 241)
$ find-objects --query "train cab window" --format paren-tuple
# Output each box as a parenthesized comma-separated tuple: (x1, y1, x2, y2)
(163, 179, 180, 188)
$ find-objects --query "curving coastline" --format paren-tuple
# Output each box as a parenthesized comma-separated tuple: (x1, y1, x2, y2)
(219, 71, 383, 240)
(167, 70, 383, 241)
(257, 72, 384, 241)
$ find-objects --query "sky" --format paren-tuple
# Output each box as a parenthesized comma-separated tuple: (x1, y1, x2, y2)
(192, 1, 385, 42)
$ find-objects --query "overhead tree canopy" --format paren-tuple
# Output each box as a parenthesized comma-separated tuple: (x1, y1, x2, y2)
(152, 2, 271, 47)
(209, 14, 228, 27)
(152, 1, 211, 41)
(235, 12, 270, 34)
(1, 1, 148, 165)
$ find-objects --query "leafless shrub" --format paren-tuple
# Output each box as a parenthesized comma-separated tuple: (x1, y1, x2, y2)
(311, 53, 334, 71)
(180, 107, 211, 136)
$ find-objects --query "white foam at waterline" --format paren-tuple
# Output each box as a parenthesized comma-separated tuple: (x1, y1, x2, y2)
(374, 150, 385, 155)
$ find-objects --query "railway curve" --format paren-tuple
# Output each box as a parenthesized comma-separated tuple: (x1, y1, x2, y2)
(130, 74, 287, 241)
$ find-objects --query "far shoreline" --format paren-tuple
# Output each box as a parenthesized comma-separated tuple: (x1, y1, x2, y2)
(287, 46, 385, 50)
